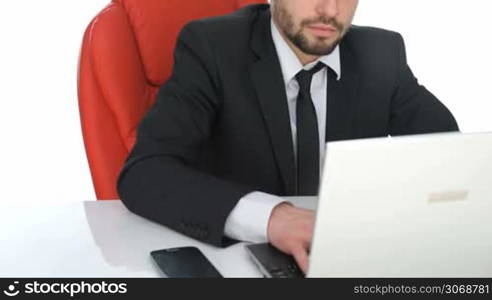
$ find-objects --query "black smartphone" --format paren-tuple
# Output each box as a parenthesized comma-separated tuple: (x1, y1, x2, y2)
(150, 247, 223, 278)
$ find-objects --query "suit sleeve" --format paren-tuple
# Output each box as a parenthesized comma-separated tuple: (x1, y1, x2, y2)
(117, 22, 255, 247)
(389, 33, 459, 135)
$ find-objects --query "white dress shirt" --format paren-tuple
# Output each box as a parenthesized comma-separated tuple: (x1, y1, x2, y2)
(223, 20, 341, 243)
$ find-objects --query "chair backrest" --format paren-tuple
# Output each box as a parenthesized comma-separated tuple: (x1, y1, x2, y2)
(78, 0, 267, 200)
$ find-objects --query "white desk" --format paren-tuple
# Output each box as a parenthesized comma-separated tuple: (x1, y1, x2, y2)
(0, 197, 316, 277)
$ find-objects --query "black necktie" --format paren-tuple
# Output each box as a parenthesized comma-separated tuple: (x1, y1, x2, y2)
(325, 67, 338, 142)
(295, 62, 325, 195)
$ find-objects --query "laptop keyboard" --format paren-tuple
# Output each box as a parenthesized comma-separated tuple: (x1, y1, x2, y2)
(268, 262, 303, 278)
(246, 243, 305, 278)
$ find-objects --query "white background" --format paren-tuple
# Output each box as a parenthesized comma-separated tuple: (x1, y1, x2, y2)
(0, 0, 490, 204)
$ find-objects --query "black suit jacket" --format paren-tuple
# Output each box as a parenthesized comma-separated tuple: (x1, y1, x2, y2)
(117, 4, 459, 247)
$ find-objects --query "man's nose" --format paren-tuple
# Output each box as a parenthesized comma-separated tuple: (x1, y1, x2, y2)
(315, 0, 339, 19)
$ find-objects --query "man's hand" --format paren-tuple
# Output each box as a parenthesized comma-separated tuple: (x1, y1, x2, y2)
(267, 203, 315, 274)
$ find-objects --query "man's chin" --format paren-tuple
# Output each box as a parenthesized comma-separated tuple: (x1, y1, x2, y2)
(289, 30, 341, 56)
(300, 41, 339, 56)
(303, 34, 340, 53)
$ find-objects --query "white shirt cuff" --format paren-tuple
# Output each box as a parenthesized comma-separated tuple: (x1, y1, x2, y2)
(224, 191, 288, 243)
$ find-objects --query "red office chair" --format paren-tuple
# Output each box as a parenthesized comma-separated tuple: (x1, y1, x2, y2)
(78, 0, 267, 200)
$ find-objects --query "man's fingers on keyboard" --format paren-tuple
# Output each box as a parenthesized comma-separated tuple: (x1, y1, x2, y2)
(292, 247, 308, 274)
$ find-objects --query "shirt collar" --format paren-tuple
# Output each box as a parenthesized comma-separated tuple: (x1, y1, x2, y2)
(271, 20, 341, 86)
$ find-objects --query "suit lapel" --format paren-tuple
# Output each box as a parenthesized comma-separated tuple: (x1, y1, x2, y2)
(249, 10, 297, 195)
(326, 41, 360, 142)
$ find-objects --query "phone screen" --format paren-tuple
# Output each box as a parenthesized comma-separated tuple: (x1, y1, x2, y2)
(150, 247, 223, 278)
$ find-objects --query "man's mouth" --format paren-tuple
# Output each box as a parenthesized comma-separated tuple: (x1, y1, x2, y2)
(307, 24, 338, 38)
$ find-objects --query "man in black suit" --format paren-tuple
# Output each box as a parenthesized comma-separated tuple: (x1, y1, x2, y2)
(118, 0, 458, 273)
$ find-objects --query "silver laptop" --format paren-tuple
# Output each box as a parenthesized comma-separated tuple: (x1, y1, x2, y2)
(248, 132, 492, 277)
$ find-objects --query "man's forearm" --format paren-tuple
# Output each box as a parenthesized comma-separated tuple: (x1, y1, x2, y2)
(118, 152, 254, 247)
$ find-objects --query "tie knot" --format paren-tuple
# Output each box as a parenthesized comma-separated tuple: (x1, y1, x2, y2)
(295, 62, 326, 94)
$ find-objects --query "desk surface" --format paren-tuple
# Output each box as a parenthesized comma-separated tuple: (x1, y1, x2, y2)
(0, 197, 316, 277)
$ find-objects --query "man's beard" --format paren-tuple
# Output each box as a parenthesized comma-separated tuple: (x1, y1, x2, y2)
(274, 4, 346, 56)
